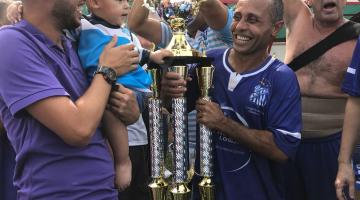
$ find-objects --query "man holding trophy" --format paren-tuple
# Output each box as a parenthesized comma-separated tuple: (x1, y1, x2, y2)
(161, 0, 302, 199)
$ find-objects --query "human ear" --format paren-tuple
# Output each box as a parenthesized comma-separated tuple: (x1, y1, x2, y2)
(271, 20, 283, 37)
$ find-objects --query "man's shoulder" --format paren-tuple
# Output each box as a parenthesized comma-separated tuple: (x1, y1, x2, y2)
(271, 58, 292, 70)
(0, 25, 28, 41)
(269, 59, 297, 80)
(0, 25, 36, 54)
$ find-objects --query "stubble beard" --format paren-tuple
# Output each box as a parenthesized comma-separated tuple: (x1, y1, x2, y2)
(51, 1, 80, 31)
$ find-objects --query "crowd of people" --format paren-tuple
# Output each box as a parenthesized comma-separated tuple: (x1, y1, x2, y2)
(0, 0, 360, 200)
(156, 0, 193, 21)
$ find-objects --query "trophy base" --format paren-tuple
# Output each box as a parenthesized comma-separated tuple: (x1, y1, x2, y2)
(170, 183, 191, 200)
(149, 177, 168, 200)
(199, 177, 215, 200)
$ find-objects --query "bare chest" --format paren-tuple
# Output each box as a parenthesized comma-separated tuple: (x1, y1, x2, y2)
(292, 39, 356, 97)
(297, 40, 354, 80)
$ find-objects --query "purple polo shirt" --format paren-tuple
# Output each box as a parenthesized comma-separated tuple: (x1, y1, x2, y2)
(0, 20, 117, 199)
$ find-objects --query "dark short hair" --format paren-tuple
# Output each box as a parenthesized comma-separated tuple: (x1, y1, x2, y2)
(270, 0, 283, 23)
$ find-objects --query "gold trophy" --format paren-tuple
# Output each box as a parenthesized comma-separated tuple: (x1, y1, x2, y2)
(166, 18, 193, 56)
(144, 0, 214, 199)
(197, 66, 215, 200)
(164, 6, 214, 200)
(164, 7, 196, 200)
(148, 68, 168, 200)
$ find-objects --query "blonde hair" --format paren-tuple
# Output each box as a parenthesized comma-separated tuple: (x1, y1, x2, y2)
(0, 0, 11, 26)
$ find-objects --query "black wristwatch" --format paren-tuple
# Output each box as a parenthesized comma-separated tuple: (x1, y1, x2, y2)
(94, 66, 117, 86)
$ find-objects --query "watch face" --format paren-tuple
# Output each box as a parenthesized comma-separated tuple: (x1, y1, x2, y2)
(106, 68, 117, 81)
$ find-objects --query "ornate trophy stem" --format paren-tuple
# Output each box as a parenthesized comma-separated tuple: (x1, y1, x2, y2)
(197, 66, 215, 200)
(148, 69, 168, 200)
(169, 66, 191, 200)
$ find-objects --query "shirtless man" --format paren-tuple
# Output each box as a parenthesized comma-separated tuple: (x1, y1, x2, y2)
(282, 0, 357, 199)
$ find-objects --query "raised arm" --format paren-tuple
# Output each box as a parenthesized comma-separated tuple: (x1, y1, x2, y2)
(198, 0, 228, 30)
(128, 0, 163, 45)
(186, 12, 207, 38)
(282, 0, 312, 32)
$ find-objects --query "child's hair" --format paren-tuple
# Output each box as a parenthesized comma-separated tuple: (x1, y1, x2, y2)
(0, 0, 11, 26)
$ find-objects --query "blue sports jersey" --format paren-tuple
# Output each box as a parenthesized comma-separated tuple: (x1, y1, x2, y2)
(78, 15, 152, 92)
(342, 36, 360, 96)
(207, 48, 302, 200)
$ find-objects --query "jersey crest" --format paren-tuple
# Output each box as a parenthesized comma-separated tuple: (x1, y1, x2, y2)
(249, 78, 271, 107)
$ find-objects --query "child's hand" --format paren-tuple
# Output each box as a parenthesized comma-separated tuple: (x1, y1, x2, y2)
(6, 1, 23, 24)
(149, 49, 173, 64)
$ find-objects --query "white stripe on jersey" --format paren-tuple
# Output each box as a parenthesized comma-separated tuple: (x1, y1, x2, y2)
(276, 129, 301, 139)
(222, 49, 276, 77)
(221, 106, 249, 127)
(347, 67, 356, 75)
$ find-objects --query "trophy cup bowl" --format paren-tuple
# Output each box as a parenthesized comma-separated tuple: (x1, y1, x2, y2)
(197, 66, 214, 98)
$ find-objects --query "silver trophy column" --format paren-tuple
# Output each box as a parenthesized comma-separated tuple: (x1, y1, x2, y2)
(169, 66, 191, 200)
(148, 69, 168, 200)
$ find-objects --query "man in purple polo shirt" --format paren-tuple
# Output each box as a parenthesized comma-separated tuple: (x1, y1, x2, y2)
(0, 0, 141, 199)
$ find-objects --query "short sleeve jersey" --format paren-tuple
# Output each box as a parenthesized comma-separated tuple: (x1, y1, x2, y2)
(342, 36, 360, 96)
(208, 48, 302, 200)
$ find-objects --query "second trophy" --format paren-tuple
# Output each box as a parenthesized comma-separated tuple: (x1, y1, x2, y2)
(197, 66, 215, 200)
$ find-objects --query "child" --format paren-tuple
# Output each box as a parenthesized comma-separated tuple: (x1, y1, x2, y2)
(78, 0, 171, 190)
